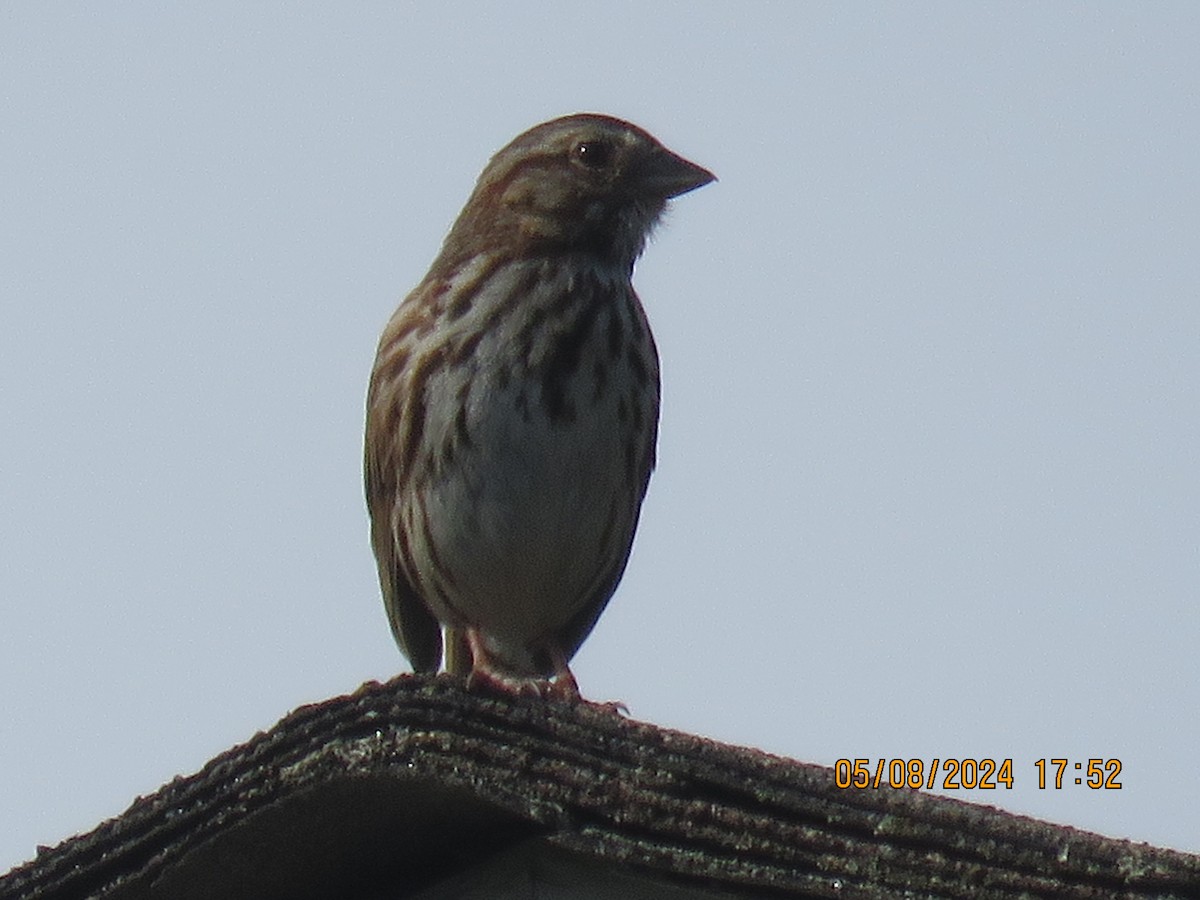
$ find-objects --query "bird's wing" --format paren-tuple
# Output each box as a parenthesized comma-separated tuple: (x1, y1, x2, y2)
(364, 340, 442, 674)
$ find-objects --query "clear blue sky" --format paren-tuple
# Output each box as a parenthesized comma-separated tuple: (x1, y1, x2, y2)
(3, 3, 1198, 871)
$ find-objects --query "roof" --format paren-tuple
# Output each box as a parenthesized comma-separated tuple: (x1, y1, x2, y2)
(3, 675, 1198, 899)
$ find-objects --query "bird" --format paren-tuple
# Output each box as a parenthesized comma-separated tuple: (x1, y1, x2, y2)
(364, 113, 713, 698)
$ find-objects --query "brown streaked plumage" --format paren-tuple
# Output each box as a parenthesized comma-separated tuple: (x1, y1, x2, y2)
(365, 114, 713, 697)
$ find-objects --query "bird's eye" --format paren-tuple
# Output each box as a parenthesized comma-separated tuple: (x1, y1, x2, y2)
(572, 140, 613, 170)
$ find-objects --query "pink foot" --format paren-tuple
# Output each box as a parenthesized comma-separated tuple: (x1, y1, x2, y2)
(461, 631, 583, 702)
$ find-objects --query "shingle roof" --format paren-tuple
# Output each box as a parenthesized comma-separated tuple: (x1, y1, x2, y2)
(3, 675, 1198, 899)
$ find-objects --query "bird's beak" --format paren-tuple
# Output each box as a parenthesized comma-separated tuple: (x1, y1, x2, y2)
(637, 147, 716, 199)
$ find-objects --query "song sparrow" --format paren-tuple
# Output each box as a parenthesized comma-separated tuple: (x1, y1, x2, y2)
(365, 114, 713, 698)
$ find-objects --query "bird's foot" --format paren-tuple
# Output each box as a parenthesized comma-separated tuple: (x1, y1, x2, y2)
(463, 665, 584, 702)
(462, 631, 582, 702)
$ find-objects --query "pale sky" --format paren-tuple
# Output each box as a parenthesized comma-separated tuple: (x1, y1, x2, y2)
(3, 3, 1198, 872)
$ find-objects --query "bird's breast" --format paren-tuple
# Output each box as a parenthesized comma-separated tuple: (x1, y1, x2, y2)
(404, 257, 659, 641)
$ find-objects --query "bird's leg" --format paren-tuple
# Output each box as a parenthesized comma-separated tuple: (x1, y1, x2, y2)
(545, 649, 629, 714)
(461, 631, 585, 702)
(444, 626, 473, 676)
(463, 629, 550, 698)
(544, 649, 581, 701)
